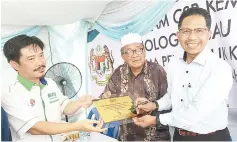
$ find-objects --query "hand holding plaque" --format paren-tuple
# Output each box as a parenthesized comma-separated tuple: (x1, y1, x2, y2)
(131, 97, 158, 117)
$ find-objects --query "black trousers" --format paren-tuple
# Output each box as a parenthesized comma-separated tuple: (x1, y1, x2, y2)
(173, 127, 231, 141)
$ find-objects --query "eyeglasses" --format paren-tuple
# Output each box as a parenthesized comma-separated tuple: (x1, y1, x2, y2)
(122, 48, 144, 57)
(179, 28, 209, 36)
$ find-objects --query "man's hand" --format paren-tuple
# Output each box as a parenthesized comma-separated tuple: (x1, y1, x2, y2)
(78, 95, 96, 108)
(29, 120, 107, 135)
(101, 91, 112, 99)
(64, 95, 97, 115)
(76, 119, 107, 132)
(135, 98, 157, 113)
(133, 115, 156, 128)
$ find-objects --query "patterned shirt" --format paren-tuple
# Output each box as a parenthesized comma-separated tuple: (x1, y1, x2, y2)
(100, 61, 171, 141)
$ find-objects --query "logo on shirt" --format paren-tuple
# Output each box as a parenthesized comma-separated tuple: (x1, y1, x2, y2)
(30, 99, 35, 106)
(89, 45, 114, 86)
(48, 92, 59, 103)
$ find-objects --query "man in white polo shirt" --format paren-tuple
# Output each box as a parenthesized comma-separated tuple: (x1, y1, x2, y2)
(1, 35, 106, 141)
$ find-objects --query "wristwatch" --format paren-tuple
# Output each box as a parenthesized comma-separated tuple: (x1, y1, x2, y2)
(150, 101, 159, 116)
(151, 102, 162, 126)
(154, 101, 159, 111)
(156, 111, 162, 126)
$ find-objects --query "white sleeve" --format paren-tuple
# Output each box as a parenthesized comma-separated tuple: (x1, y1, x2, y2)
(157, 60, 173, 111)
(159, 63, 233, 128)
(1, 90, 40, 139)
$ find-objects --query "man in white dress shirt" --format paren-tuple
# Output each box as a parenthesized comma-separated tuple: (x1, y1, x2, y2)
(132, 7, 233, 141)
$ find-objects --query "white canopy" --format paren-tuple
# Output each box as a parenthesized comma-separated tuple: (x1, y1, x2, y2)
(1, 0, 111, 25)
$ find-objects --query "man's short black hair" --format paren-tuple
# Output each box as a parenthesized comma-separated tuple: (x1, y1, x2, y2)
(178, 7, 211, 30)
(3, 35, 44, 63)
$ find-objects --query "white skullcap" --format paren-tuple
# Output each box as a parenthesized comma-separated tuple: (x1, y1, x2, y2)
(121, 33, 142, 48)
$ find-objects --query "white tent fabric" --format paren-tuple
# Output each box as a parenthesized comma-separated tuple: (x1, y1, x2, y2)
(92, 0, 175, 39)
(97, 0, 157, 26)
(1, 0, 172, 42)
(2, 0, 170, 26)
(1, 0, 175, 47)
(1, 0, 111, 25)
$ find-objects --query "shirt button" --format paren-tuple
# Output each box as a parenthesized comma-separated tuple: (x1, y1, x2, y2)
(181, 99, 183, 102)
(182, 85, 184, 87)
(188, 83, 191, 88)
(186, 71, 189, 73)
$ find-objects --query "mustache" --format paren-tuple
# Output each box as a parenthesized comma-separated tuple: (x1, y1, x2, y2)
(34, 65, 46, 72)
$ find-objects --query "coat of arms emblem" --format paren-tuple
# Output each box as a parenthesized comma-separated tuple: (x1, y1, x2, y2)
(89, 45, 114, 86)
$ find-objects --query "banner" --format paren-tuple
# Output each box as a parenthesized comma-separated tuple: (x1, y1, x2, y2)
(88, 0, 237, 108)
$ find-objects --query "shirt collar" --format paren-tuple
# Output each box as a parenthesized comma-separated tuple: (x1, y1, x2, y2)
(17, 74, 47, 91)
(181, 48, 207, 66)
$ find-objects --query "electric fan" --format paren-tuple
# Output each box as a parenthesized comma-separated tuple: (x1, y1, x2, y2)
(45, 62, 82, 121)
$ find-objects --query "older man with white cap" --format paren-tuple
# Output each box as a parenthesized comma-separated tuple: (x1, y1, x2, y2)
(99, 33, 171, 141)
